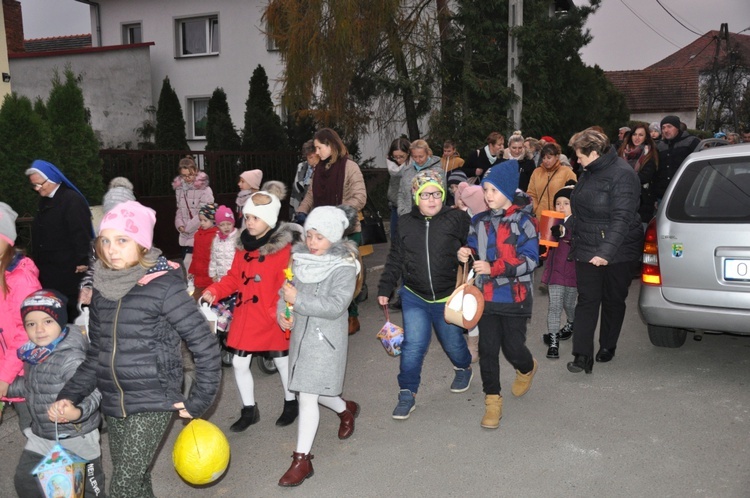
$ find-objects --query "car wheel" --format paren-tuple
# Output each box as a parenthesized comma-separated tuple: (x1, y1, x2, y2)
(257, 356, 278, 374)
(647, 324, 688, 348)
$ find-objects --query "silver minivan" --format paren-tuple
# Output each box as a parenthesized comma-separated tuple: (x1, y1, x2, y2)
(639, 143, 750, 347)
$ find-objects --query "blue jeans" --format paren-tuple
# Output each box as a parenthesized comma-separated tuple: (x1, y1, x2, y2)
(398, 287, 472, 393)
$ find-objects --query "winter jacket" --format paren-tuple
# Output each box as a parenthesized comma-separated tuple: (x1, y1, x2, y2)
(654, 131, 700, 199)
(631, 156, 658, 224)
(290, 161, 314, 211)
(209, 229, 240, 280)
(206, 223, 303, 353)
(379, 206, 470, 302)
(466, 191, 538, 316)
(280, 240, 357, 396)
(396, 156, 445, 216)
(526, 162, 578, 217)
(461, 147, 501, 180)
(298, 159, 367, 233)
(9, 325, 101, 440)
(386, 158, 402, 208)
(569, 149, 643, 265)
(31, 184, 93, 300)
(58, 260, 221, 418)
(189, 226, 219, 288)
(502, 150, 537, 192)
(541, 217, 576, 287)
(441, 154, 465, 173)
(173, 172, 214, 248)
(0, 253, 41, 400)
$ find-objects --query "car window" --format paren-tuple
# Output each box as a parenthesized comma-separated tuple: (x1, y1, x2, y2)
(667, 157, 750, 222)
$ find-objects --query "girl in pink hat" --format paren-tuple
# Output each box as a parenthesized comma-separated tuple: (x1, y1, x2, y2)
(236, 169, 263, 228)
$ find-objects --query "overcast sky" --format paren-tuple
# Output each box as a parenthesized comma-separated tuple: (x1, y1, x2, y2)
(19, 0, 750, 72)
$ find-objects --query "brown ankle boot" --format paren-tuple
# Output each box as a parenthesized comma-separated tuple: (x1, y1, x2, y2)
(348, 316, 360, 335)
(337, 399, 360, 440)
(278, 452, 314, 487)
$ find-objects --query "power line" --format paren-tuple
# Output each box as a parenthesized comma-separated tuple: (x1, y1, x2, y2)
(619, 0, 682, 48)
(655, 0, 706, 37)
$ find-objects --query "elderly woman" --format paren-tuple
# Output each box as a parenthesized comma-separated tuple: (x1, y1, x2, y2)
(526, 142, 577, 218)
(396, 139, 443, 216)
(378, 170, 472, 420)
(566, 129, 643, 374)
(295, 128, 367, 334)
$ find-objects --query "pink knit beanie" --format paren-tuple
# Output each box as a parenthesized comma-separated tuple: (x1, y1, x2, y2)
(215, 205, 235, 225)
(99, 201, 156, 250)
(240, 170, 263, 190)
(461, 185, 488, 216)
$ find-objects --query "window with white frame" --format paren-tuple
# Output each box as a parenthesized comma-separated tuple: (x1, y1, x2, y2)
(189, 98, 210, 139)
(122, 22, 142, 44)
(177, 15, 219, 57)
(266, 21, 279, 52)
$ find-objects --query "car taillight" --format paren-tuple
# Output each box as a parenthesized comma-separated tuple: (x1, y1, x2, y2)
(641, 218, 661, 285)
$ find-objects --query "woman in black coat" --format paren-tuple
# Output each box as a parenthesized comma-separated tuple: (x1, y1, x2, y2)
(618, 122, 658, 226)
(567, 129, 643, 374)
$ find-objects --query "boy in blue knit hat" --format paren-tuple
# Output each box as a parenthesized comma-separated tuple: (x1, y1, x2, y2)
(457, 159, 539, 429)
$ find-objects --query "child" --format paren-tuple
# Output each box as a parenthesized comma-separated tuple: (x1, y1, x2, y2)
(188, 203, 219, 294)
(276, 205, 361, 487)
(202, 181, 303, 431)
(53, 200, 221, 498)
(209, 206, 240, 333)
(235, 169, 263, 228)
(457, 160, 539, 430)
(0, 202, 42, 431)
(10, 290, 104, 497)
(541, 182, 577, 359)
(446, 170, 468, 207)
(173, 156, 214, 269)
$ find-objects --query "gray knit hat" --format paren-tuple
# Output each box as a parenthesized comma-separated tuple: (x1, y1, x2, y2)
(0, 202, 18, 246)
(102, 177, 136, 214)
(304, 205, 351, 243)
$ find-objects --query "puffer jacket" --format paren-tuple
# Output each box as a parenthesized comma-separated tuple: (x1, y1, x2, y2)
(654, 131, 700, 199)
(379, 206, 470, 301)
(466, 191, 538, 316)
(209, 229, 240, 280)
(396, 156, 445, 216)
(570, 149, 643, 264)
(9, 325, 101, 440)
(0, 253, 41, 400)
(58, 259, 221, 418)
(189, 225, 219, 287)
(173, 172, 214, 248)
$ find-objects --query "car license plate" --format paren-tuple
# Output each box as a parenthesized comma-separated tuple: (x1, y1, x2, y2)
(724, 259, 750, 281)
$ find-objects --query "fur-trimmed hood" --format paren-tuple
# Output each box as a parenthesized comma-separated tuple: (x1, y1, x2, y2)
(236, 221, 304, 255)
(172, 171, 210, 190)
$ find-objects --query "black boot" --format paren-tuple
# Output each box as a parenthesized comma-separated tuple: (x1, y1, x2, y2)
(567, 355, 593, 374)
(559, 321, 574, 340)
(276, 399, 299, 427)
(546, 333, 559, 359)
(230, 404, 260, 432)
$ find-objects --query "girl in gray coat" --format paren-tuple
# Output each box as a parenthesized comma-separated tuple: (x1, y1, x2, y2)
(276, 205, 360, 487)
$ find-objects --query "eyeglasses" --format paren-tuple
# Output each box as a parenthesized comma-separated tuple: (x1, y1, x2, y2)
(392, 153, 408, 161)
(180, 173, 196, 180)
(418, 191, 443, 200)
(31, 179, 49, 190)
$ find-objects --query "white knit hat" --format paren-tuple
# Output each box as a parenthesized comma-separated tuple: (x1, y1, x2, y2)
(304, 206, 350, 243)
(243, 191, 281, 228)
(0, 202, 18, 246)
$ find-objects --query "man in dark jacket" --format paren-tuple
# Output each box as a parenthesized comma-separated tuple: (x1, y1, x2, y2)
(653, 115, 700, 201)
(26, 160, 93, 320)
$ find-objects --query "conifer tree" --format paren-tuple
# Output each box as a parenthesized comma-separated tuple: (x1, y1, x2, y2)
(242, 65, 288, 151)
(205, 88, 241, 151)
(155, 76, 189, 151)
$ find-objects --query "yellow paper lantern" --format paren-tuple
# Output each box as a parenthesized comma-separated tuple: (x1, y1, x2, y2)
(172, 419, 230, 485)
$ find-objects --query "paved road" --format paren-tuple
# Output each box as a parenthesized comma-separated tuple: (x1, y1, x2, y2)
(1, 245, 749, 497)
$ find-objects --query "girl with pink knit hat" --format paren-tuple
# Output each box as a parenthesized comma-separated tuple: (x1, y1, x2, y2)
(236, 169, 263, 228)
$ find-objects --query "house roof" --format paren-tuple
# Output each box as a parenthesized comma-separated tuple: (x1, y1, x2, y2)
(605, 67, 699, 113)
(646, 30, 750, 71)
(24, 34, 92, 53)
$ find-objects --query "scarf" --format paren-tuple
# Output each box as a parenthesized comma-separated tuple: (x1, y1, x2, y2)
(218, 228, 237, 241)
(93, 248, 162, 300)
(241, 225, 278, 252)
(236, 189, 253, 211)
(293, 251, 358, 284)
(484, 145, 498, 164)
(312, 155, 348, 207)
(17, 326, 70, 365)
(622, 144, 649, 173)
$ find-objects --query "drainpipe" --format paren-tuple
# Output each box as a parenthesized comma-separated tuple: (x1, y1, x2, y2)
(75, 0, 102, 47)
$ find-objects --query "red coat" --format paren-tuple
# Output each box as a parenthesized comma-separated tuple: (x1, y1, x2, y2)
(205, 223, 302, 353)
(189, 226, 219, 288)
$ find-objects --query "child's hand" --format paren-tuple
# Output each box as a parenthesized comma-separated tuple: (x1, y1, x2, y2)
(457, 247, 472, 263)
(201, 290, 216, 305)
(278, 314, 294, 330)
(282, 282, 297, 304)
(48, 399, 80, 424)
(178, 226, 185, 233)
(472, 260, 491, 275)
(78, 287, 93, 305)
(173, 402, 193, 419)
(378, 296, 389, 306)
(0, 380, 9, 398)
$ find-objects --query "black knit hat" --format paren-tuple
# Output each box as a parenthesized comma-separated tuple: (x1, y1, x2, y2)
(554, 180, 577, 204)
(21, 289, 68, 330)
(660, 115, 681, 130)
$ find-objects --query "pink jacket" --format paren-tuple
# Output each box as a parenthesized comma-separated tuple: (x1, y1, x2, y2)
(0, 254, 41, 400)
(173, 172, 214, 248)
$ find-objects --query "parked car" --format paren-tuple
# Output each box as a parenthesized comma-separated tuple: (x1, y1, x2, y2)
(639, 142, 750, 347)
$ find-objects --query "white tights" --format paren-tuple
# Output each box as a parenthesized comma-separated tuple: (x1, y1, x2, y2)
(296, 392, 346, 454)
(232, 354, 295, 407)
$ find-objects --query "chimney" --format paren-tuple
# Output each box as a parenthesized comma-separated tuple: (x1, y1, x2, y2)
(3, 0, 24, 53)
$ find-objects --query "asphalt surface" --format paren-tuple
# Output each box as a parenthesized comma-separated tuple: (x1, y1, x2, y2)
(1, 244, 749, 497)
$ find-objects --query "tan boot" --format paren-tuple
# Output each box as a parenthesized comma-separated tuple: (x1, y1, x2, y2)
(481, 394, 503, 429)
(467, 335, 479, 363)
(511, 358, 538, 397)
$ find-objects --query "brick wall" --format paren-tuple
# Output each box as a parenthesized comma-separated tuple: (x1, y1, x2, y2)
(3, 0, 24, 53)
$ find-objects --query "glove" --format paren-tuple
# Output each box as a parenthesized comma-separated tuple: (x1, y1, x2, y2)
(293, 212, 307, 225)
(550, 224, 564, 238)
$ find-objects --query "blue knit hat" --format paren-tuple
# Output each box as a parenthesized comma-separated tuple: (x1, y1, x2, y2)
(481, 160, 519, 202)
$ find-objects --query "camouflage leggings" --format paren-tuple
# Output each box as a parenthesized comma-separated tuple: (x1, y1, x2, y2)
(106, 411, 173, 498)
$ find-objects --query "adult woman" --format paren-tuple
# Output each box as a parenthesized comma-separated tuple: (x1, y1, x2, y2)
(526, 142, 577, 218)
(566, 129, 643, 373)
(396, 140, 443, 217)
(386, 138, 411, 239)
(296, 128, 367, 334)
(503, 131, 537, 192)
(524, 137, 542, 166)
(173, 156, 214, 269)
(378, 170, 472, 420)
(618, 122, 659, 226)
(462, 132, 504, 181)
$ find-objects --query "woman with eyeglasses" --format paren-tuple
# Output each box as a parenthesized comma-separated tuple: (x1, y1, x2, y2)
(377, 170, 473, 420)
(172, 155, 214, 270)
